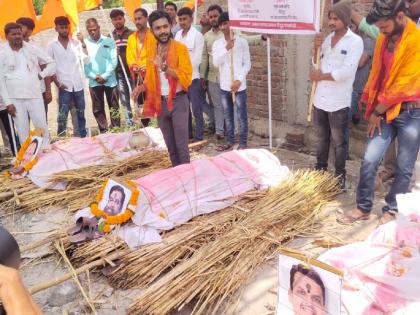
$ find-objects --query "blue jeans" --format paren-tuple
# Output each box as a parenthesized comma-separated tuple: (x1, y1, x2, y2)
(57, 90, 87, 137)
(221, 89, 248, 146)
(117, 73, 133, 126)
(357, 108, 420, 213)
(188, 79, 205, 141)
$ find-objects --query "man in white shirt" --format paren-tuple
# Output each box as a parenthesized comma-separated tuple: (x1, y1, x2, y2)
(175, 7, 205, 141)
(0, 23, 55, 145)
(16, 17, 53, 115)
(310, 1, 363, 190)
(47, 16, 87, 138)
(213, 12, 251, 151)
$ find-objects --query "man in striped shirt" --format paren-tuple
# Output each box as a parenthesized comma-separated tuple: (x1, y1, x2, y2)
(110, 9, 134, 127)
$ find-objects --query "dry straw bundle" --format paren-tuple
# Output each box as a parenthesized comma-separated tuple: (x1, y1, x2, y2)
(128, 170, 337, 315)
(63, 191, 265, 289)
(0, 150, 171, 213)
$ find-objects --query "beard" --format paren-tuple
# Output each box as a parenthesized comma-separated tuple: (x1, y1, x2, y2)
(387, 20, 404, 37)
(156, 32, 171, 44)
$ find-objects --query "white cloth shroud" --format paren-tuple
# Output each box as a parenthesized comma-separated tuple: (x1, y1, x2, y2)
(76, 149, 290, 249)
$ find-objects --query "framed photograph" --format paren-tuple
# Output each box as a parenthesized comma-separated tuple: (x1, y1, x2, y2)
(20, 136, 43, 165)
(98, 179, 132, 216)
(277, 251, 342, 315)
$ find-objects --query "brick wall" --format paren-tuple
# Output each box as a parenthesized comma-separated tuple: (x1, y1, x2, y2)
(200, 0, 373, 129)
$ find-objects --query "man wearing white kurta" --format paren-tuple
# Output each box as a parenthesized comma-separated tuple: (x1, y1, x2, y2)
(175, 7, 205, 141)
(0, 23, 55, 145)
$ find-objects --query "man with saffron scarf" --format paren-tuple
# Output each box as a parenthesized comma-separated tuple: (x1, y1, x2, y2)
(338, 0, 420, 225)
(134, 10, 192, 167)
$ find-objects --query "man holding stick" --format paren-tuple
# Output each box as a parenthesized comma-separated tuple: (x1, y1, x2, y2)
(126, 7, 154, 128)
(338, 0, 420, 224)
(213, 12, 251, 151)
(310, 1, 363, 190)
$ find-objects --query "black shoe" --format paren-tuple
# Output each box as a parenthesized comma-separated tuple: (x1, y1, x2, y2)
(337, 175, 346, 191)
(237, 144, 247, 150)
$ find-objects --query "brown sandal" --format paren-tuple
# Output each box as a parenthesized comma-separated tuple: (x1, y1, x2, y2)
(216, 144, 232, 152)
(337, 211, 370, 225)
(379, 212, 396, 225)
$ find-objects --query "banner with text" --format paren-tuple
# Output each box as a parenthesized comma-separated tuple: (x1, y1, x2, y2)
(228, 0, 321, 35)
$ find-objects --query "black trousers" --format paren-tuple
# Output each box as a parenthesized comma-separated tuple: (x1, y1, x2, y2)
(0, 109, 17, 156)
(313, 106, 349, 177)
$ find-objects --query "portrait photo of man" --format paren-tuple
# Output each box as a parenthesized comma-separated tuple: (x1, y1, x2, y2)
(104, 185, 126, 215)
(21, 138, 39, 165)
(288, 264, 326, 315)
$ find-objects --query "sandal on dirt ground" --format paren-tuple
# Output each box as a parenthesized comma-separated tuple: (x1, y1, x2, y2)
(216, 144, 233, 152)
(337, 210, 370, 224)
(379, 211, 396, 225)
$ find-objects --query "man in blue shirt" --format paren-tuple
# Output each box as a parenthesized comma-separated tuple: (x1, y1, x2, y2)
(79, 18, 120, 133)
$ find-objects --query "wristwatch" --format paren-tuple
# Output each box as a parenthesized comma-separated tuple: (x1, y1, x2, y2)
(161, 63, 168, 72)
(82, 44, 87, 49)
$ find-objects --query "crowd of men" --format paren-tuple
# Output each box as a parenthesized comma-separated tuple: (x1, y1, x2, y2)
(0, 2, 260, 167)
(311, 0, 419, 225)
(0, 0, 419, 226)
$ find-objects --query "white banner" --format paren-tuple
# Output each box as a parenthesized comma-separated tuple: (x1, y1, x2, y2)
(228, 0, 321, 35)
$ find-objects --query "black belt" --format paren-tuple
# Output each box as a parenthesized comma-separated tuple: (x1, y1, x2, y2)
(401, 101, 420, 111)
(161, 91, 186, 101)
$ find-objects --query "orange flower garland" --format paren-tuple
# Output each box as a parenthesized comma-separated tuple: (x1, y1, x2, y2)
(90, 179, 140, 233)
(3, 131, 39, 177)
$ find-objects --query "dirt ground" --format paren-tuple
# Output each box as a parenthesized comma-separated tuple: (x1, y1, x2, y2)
(0, 95, 388, 314)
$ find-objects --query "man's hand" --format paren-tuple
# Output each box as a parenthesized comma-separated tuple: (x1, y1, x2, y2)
(314, 33, 323, 50)
(77, 32, 85, 44)
(226, 37, 235, 51)
(310, 69, 323, 82)
(95, 76, 107, 84)
(43, 91, 52, 104)
(367, 113, 383, 138)
(132, 84, 146, 100)
(200, 79, 207, 90)
(153, 55, 164, 70)
(6, 104, 16, 117)
(231, 80, 241, 93)
(58, 83, 68, 91)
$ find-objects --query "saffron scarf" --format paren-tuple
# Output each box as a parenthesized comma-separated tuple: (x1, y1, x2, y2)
(142, 39, 192, 117)
(362, 19, 420, 123)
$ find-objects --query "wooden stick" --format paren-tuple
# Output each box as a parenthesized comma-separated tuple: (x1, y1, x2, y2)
(307, 0, 326, 122)
(55, 241, 97, 315)
(278, 247, 344, 276)
(188, 140, 208, 149)
(230, 30, 236, 104)
(0, 185, 35, 200)
(29, 250, 129, 294)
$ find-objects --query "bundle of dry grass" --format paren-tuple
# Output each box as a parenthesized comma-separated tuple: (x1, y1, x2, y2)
(128, 171, 337, 315)
(62, 191, 265, 288)
(0, 150, 171, 213)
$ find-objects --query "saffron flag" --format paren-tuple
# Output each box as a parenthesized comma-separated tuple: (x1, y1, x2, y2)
(0, 0, 36, 38)
(123, 0, 142, 20)
(35, 0, 79, 33)
(183, 0, 204, 9)
(77, 0, 101, 11)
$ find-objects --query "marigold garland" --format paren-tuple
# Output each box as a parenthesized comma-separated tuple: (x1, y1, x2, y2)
(3, 131, 39, 177)
(90, 179, 140, 233)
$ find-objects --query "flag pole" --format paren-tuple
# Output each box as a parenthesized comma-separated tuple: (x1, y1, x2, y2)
(193, 0, 198, 25)
(267, 37, 272, 150)
(7, 114, 18, 156)
(307, 0, 326, 122)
